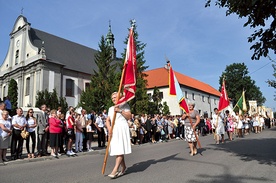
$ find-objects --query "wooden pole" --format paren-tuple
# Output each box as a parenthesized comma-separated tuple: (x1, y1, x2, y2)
(101, 63, 126, 175)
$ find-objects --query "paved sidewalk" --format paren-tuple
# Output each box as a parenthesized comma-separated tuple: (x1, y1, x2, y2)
(3, 139, 107, 165)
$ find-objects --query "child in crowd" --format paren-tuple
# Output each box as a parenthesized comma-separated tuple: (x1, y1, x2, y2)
(86, 120, 94, 151)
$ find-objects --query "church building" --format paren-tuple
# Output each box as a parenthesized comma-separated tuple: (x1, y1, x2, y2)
(1, 15, 221, 116)
(0, 15, 117, 108)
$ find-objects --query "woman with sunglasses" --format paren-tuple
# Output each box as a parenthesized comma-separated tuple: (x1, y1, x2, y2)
(26, 109, 37, 158)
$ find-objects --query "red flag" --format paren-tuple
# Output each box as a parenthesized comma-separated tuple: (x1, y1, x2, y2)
(117, 27, 137, 105)
(169, 65, 189, 113)
(218, 79, 230, 111)
(169, 66, 176, 95)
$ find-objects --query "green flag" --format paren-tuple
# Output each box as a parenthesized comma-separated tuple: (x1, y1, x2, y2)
(236, 95, 243, 110)
(236, 90, 247, 112)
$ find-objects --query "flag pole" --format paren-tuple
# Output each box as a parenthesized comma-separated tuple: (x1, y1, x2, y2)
(101, 66, 124, 174)
(166, 60, 201, 148)
(101, 25, 134, 174)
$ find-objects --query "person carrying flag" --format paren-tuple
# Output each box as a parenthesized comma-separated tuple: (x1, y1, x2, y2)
(105, 92, 132, 178)
(102, 21, 137, 177)
(183, 103, 200, 156)
(214, 78, 230, 144)
(212, 108, 225, 144)
(167, 60, 201, 156)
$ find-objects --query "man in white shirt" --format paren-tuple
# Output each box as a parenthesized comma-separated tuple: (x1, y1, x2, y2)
(11, 108, 27, 160)
(95, 113, 105, 148)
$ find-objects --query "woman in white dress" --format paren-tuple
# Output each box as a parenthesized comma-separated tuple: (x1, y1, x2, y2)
(252, 114, 259, 133)
(0, 110, 12, 163)
(236, 115, 244, 138)
(106, 92, 132, 178)
(212, 108, 225, 144)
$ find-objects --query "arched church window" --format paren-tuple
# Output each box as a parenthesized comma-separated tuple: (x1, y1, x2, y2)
(66, 79, 74, 97)
(25, 77, 30, 96)
(15, 50, 19, 65)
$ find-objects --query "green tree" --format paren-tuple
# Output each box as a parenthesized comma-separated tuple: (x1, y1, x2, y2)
(35, 89, 68, 113)
(121, 21, 149, 115)
(219, 63, 266, 107)
(150, 87, 163, 114)
(35, 90, 48, 108)
(161, 101, 170, 115)
(80, 35, 117, 112)
(205, 0, 276, 60)
(7, 79, 18, 115)
(49, 89, 62, 111)
(266, 57, 276, 100)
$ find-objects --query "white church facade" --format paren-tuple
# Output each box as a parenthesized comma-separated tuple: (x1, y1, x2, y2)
(0, 15, 117, 108)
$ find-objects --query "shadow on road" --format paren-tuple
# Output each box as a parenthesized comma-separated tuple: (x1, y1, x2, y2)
(186, 159, 272, 183)
(127, 153, 184, 174)
(211, 137, 276, 166)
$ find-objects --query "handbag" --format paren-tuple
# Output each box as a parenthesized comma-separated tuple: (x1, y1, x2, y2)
(142, 127, 147, 134)
(131, 129, 137, 137)
(21, 129, 29, 139)
(156, 127, 161, 133)
(67, 128, 74, 136)
(161, 129, 165, 135)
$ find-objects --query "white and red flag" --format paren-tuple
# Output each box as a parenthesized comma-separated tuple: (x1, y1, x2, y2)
(218, 79, 230, 111)
(116, 27, 137, 105)
(169, 64, 189, 113)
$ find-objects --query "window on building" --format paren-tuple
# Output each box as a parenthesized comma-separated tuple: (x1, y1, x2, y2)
(66, 79, 74, 97)
(185, 91, 188, 99)
(85, 82, 90, 91)
(25, 77, 30, 96)
(15, 50, 19, 65)
(147, 93, 152, 100)
(159, 92, 164, 99)
(3, 86, 6, 98)
(214, 99, 217, 105)
(208, 97, 210, 104)
(202, 95, 205, 102)
(192, 93, 195, 100)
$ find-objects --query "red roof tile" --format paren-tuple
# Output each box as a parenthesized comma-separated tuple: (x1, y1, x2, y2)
(144, 68, 220, 97)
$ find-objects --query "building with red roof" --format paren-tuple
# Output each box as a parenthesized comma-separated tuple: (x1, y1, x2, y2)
(144, 67, 221, 116)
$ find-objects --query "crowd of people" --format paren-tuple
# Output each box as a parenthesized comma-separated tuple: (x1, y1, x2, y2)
(0, 98, 275, 165)
(0, 102, 100, 164)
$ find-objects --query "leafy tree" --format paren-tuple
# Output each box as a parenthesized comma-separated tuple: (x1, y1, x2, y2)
(49, 89, 60, 110)
(121, 21, 149, 115)
(219, 63, 266, 106)
(150, 87, 163, 114)
(7, 79, 18, 115)
(35, 89, 68, 113)
(266, 57, 276, 100)
(35, 90, 49, 108)
(147, 101, 157, 115)
(58, 96, 68, 114)
(80, 35, 117, 112)
(161, 101, 170, 115)
(205, 0, 276, 60)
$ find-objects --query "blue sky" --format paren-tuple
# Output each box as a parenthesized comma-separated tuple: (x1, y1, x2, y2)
(0, 0, 275, 110)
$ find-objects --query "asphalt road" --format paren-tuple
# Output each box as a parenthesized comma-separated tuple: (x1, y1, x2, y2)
(1, 127, 276, 183)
